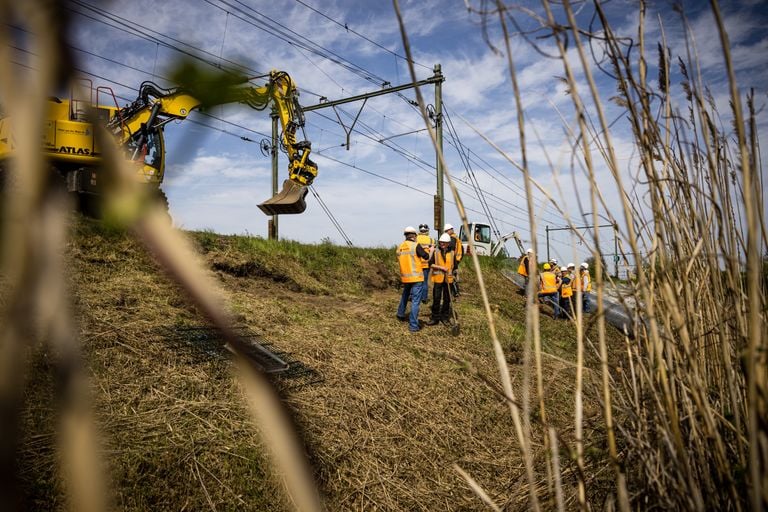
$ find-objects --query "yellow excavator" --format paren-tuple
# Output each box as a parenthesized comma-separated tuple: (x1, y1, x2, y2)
(0, 70, 317, 215)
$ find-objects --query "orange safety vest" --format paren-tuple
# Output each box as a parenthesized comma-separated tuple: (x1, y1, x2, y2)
(397, 240, 424, 283)
(517, 255, 530, 277)
(560, 275, 573, 298)
(576, 270, 592, 292)
(450, 233, 463, 262)
(539, 271, 558, 294)
(431, 249, 455, 284)
(416, 233, 435, 270)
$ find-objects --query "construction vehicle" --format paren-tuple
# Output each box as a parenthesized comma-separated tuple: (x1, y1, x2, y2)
(0, 70, 317, 215)
(459, 222, 525, 257)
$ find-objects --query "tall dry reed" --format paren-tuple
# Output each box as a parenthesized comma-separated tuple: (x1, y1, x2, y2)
(454, 0, 767, 509)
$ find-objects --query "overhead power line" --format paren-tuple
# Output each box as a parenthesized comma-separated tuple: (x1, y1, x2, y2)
(67, 0, 258, 77)
(311, 106, 548, 227)
(442, 102, 562, 221)
(13, 4, 565, 243)
(202, 0, 390, 87)
(291, 0, 432, 72)
(315, 153, 549, 238)
(309, 186, 353, 246)
(443, 107, 502, 238)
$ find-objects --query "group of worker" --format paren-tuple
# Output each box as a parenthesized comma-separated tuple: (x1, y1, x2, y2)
(396, 223, 463, 333)
(517, 249, 593, 319)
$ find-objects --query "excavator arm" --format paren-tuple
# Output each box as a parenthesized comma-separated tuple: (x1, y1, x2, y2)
(491, 231, 525, 257)
(235, 71, 317, 187)
(109, 70, 317, 215)
(233, 71, 317, 215)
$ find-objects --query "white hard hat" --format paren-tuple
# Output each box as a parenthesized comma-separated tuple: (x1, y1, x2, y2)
(443, 223, 454, 231)
(550, 258, 558, 264)
(438, 233, 451, 243)
(580, 262, 589, 269)
(404, 226, 417, 235)
(567, 262, 575, 268)
(526, 248, 533, 254)
(560, 266, 568, 272)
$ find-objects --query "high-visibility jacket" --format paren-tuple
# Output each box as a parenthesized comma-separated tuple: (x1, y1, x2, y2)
(431, 249, 455, 284)
(560, 275, 573, 298)
(575, 270, 592, 292)
(517, 255, 530, 277)
(450, 233, 463, 262)
(539, 271, 559, 295)
(416, 233, 435, 269)
(397, 240, 424, 283)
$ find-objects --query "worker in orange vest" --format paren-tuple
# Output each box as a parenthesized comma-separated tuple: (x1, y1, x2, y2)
(396, 226, 430, 332)
(578, 262, 593, 313)
(443, 223, 463, 297)
(427, 233, 455, 325)
(517, 248, 534, 287)
(538, 262, 561, 318)
(416, 223, 435, 305)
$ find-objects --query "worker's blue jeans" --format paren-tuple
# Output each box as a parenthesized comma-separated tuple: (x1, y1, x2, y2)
(420, 268, 430, 302)
(583, 292, 592, 313)
(397, 281, 424, 331)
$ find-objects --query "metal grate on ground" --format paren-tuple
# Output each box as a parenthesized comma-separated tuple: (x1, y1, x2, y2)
(160, 325, 323, 389)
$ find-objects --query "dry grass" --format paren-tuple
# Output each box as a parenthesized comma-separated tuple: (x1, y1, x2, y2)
(11, 218, 624, 510)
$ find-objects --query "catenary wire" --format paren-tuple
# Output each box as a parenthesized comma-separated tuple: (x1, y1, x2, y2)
(308, 185, 353, 246)
(12, 9, 573, 246)
(291, 0, 432, 71)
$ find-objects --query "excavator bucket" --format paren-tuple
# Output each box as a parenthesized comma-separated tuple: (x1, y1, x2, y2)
(258, 179, 309, 215)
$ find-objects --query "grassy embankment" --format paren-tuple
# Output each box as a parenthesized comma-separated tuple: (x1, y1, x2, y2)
(18, 217, 624, 510)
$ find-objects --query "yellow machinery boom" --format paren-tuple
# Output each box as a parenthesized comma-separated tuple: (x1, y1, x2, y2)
(0, 70, 317, 215)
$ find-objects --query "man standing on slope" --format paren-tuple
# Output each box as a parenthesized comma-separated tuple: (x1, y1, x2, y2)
(416, 223, 435, 305)
(559, 266, 574, 319)
(578, 262, 593, 313)
(538, 262, 561, 319)
(518, 248, 534, 288)
(396, 226, 430, 333)
(427, 233, 454, 325)
(443, 223, 463, 297)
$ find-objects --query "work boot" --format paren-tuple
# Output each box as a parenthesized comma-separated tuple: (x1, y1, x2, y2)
(426, 318, 439, 326)
(396, 315, 407, 322)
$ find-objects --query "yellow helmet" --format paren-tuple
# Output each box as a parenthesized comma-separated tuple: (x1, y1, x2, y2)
(543, 263, 551, 270)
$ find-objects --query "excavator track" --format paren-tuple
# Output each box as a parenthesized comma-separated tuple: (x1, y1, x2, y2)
(258, 179, 309, 215)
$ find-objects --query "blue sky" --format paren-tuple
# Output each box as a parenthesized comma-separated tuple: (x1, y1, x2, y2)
(12, 0, 767, 265)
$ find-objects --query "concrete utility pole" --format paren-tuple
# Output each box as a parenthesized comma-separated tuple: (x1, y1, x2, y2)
(434, 64, 444, 236)
(268, 112, 279, 241)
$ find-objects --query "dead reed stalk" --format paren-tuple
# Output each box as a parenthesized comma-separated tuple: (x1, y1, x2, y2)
(464, 0, 765, 509)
